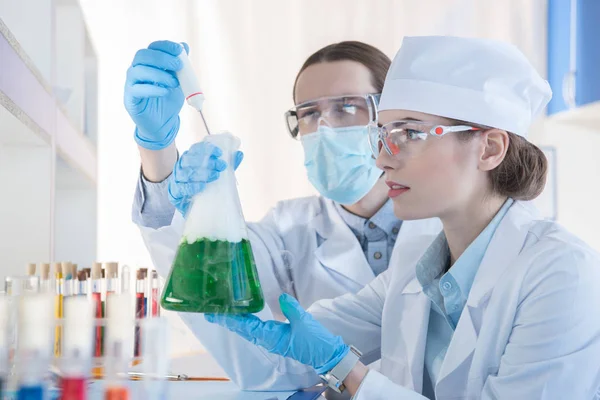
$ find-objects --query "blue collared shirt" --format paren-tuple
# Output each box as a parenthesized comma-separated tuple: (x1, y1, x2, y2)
(418, 199, 514, 397)
(132, 173, 402, 277)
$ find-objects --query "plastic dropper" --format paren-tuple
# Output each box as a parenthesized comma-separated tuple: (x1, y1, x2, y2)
(176, 45, 211, 135)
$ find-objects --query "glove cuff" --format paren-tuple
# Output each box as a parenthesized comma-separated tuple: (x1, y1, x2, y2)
(314, 343, 351, 375)
(134, 117, 180, 150)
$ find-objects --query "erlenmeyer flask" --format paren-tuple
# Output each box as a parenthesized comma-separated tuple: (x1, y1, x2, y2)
(161, 132, 265, 314)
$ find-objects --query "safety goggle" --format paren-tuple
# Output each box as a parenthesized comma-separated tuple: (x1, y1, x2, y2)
(285, 94, 380, 139)
(368, 120, 481, 156)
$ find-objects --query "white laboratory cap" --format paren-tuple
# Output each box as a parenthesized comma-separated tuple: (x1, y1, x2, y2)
(378, 36, 552, 138)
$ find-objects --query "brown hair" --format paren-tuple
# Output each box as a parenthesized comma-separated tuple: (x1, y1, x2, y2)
(292, 41, 391, 102)
(457, 128, 547, 201)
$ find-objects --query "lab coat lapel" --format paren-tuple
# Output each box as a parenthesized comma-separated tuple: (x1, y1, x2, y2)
(313, 201, 375, 287)
(435, 201, 535, 395)
(398, 278, 431, 392)
(390, 219, 441, 392)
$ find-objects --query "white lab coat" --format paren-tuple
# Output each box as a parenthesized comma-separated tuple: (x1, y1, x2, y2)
(138, 195, 442, 390)
(309, 200, 600, 399)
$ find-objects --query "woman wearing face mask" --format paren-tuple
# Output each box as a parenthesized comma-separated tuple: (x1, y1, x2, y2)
(207, 36, 600, 399)
(125, 40, 441, 389)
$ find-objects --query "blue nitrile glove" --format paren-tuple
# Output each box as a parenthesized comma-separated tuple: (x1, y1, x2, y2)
(168, 141, 244, 215)
(124, 40, 189, 150)
(205, 293, 350, 374)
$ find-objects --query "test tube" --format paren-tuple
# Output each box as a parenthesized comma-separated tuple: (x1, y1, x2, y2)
(0, 296, 9, 398)
(140, 318, 169, 400)
(16, 294, 54, 399)
(61, 297, 94, 400)
(105, 294, 133, 400)
(105, 263, 119, 296)
(76, 271, 88, 297)
(71, 264, 79, 295)
(25, 264, 36, 277)
(40, 263, 51, 293)
(134, 269, 147, 358)
(62, 262, 71, 280)
(91, 262, 103, 360)
(82, 268, 91, 301)
(62, 262, 73, 298)
(150, 271, 160, 317)
(54, 263, 64, 358)
(121, 265, 130, 294)
(138, 268, 147, 317)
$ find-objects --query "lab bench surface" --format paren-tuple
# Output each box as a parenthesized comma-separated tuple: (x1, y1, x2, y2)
(89, 381, 298, 399)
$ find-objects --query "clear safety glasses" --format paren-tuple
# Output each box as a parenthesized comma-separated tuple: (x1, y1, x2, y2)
(368, 120, 481, 156)
(285, 94, 380, 139)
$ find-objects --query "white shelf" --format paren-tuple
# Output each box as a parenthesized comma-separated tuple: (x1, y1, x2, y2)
(0, 18, 97, 184)
(0, 2, 98, 275)
(0, 0, 53, 83)
(0, 102, 46, 147)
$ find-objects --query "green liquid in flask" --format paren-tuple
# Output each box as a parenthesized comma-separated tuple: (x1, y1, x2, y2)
(161, 238, 265, 314)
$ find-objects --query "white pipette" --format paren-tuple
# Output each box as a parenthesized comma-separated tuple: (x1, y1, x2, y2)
(176, 46, 211, 135)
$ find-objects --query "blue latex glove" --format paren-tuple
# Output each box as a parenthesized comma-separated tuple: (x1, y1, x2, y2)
(205, 293, 350, 374)
(124, 40, 189, 150)
(168, 141, 244, 215)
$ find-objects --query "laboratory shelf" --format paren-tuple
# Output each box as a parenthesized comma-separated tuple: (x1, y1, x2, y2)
(0, 18, 97, 183)
(0, 0, 99, 277)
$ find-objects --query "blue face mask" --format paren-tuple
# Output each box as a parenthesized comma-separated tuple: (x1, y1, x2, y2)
(301, 125, 382, 205)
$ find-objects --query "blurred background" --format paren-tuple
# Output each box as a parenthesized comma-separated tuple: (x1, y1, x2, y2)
(1, 0, 599, 365)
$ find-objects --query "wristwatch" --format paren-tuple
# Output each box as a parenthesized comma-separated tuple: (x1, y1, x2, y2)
(320, 345, 362, 393)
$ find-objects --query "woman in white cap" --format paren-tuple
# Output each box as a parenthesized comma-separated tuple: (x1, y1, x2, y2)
(207, 36, 600, 399)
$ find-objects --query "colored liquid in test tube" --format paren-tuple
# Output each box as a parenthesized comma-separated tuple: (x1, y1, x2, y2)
(16, 294, 54, 400)
(134, 269, 146, 358)
(139, 268, 148, 317)
(151, 271, 160, 317)
(54, 263, 64, 358)
(91, 263, 103, 359)
(60, 297, 94, 400)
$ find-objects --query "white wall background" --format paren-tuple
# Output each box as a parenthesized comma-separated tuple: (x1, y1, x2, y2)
(0, 145, 52, 274)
